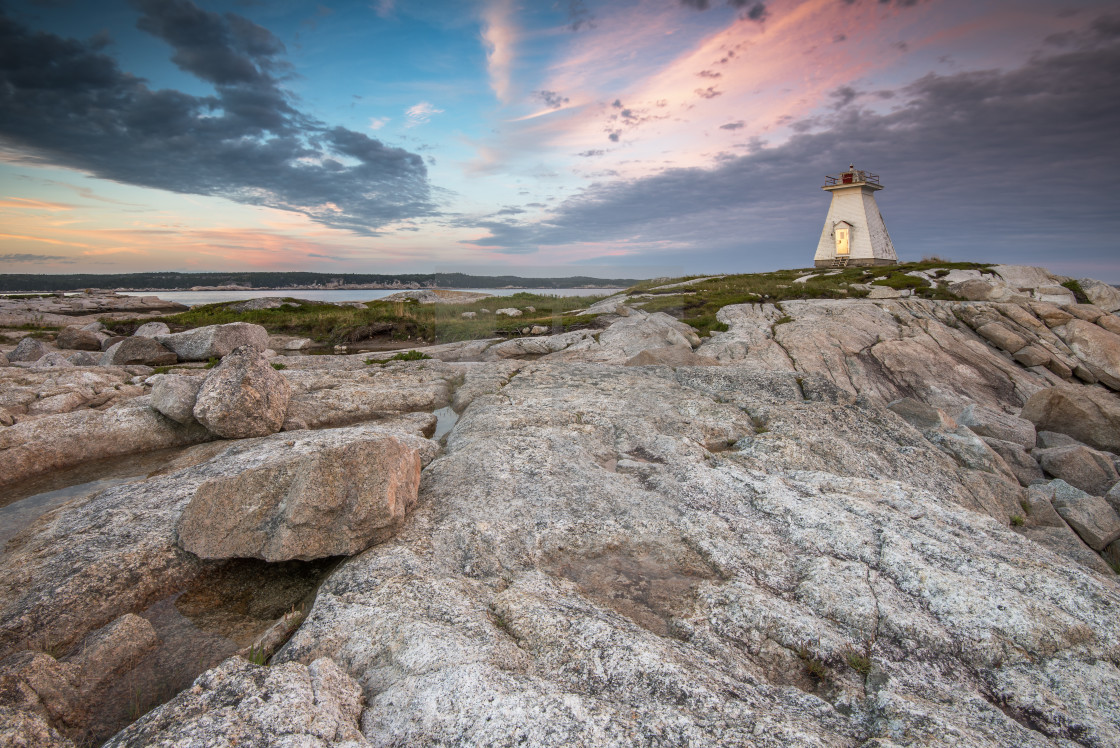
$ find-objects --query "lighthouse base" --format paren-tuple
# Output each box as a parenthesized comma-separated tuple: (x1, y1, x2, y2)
(814, 258, 896, 269)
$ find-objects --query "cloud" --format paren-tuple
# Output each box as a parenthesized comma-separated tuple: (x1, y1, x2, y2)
(680, 0, 767, 19)
(373, 0, 395, 18)
(481, 0, 516, 104)
(536, 90, 570, 109)
(695, 86, 722, 99)
(405, 101, 444, 127)
(0, 253, 75, 263)
(368, 116, 390, 130)
(564, 0, 594, 31)
(719, 121, 745, 130)
(0, 3, 431, 235)
(577, 149, 605, 157)
(462, 22, 1120, 273)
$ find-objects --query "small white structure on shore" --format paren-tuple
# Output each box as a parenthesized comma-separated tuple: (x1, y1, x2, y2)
(813, 165, 897, 268)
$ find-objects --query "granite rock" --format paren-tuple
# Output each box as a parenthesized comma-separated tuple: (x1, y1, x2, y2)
(193, 346, 291, 438)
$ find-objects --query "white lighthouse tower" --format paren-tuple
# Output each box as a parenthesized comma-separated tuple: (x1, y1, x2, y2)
(813, 165, 897, 268)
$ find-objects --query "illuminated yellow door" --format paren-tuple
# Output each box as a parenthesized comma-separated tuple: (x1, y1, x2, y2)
(835, 228, 850, 255)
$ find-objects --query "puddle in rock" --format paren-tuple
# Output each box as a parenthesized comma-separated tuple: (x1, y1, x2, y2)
(546, 551, 715, 637)
(78, 557, 339, 746)
(432, 405, 460, 440)
(0, 442, 228, 553)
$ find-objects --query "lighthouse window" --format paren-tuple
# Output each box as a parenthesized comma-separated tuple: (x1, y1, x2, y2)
(835, 227, 850, 255)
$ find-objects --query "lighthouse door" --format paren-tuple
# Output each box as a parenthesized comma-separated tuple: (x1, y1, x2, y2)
(835, 227, 850, 256)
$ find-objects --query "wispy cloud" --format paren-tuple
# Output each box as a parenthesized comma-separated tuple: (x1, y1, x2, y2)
(405, 102, 444, 127)
(369, 116, 390, 130)
(0, 252, 75, 263)
(481, 0, 517, 104)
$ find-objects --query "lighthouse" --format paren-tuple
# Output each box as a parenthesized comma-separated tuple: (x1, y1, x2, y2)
(813, 165, 897, 268)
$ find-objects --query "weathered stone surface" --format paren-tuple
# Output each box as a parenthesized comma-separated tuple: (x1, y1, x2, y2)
(624, 344, 720, 367)
(282, 365, 452, 431)
(1036, 430, 1081, 449)
(0, 399, 212, 490)
(0, 352, 8, 367)
(284, 337, 312, 350)
(485, 330, 593, 359)
(31, 353, 75, 369)
(551, 311, 702, 364)
(99, 336, 127, 352)
(984, 437, 1044, 486)
(132, 321, 170, 337)
(65, 351, 100, 366)
(1078, 278, 1120, 312)
(0, 420, 436, 665)
(56, 327, 102, 351)
(1020, 383, 1120, 453)
(956, 403, 1036, 448)
(494, 307, 522, 317)
(0, 705, 74, 747)
(1030, 302, 1074, 328)
(1020, 525, 1114, 574)
(9, 337, 47, 363)
(193, 346, 291, 438)
(1022, 483, 1067, 527)
(1013, 344, 1050, 367)
(975, 321, 1029, 353)
(149, 374, 204, 425)
(887, 397, 957, 431)
(178, 434, 421, 561)
(103, 657, 368, 748)
(868, 284, 902, 299)
(1048, 480, 1120, 550)
(1106, 482, 1120, 517)
(277, 363, 1120, 747)
(98, 338, 177, 367)
(1063, 318, 1120, 389)
(155, 322, 269, 361)
(1035, 445, 1120, 496)
(1066, 303, 1104, 322)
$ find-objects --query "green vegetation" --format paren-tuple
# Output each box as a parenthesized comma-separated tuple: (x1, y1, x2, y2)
(204, 357, 219, 369)
(247, 644, 268, 666)
(623, 261, 990, 336)
(1061, 279, 1089, 304)
(128, 292, 606, 347)
(382, 350, 431, 362)
(797, 644, 828, 680)
(1010, 515, 1025, 527)
(845, 650, 873, 675)
(271, 362, 286, 370)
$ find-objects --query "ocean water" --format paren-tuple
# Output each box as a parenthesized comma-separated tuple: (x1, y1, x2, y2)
(117, 288, 620, 307)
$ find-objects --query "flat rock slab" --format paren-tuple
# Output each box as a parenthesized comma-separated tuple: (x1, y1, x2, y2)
(1021, 383, 1120, 454)
(178, 434, 422, 561)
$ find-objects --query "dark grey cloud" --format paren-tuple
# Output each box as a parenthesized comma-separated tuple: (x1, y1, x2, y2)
(536, 90, 570, 109)
(0, 253, 75, 263)
(829, 85, 859, 109)
(578, 149, 605, 157)
(698, 69, 722, 78)
(695, 86, 722, 99)
(463, 20, 1120, 279)
(682, 0, 767, 20)
(0, 2, 431, 235)
(719, 121, 745, 130)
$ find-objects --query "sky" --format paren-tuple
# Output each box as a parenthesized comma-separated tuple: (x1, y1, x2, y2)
(0, 0, 1118, 281)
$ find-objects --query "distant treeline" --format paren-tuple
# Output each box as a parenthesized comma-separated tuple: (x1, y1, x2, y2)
(0, 272, 638, 292)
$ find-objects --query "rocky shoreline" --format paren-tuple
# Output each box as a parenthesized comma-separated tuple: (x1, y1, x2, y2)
(2, 264, 1120, 746)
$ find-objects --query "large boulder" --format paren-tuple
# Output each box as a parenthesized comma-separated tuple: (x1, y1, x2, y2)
(177, 433, 421, 561)
(150, 374, 204, 425)
(1035, 445, 1120, 496)
(31, 352, 75, 369)
(103, 657, 368, 748)
(56, 326, 103, 351)
(155, 323, 269, 361)
(8, 337, 47, 363)
(1063, 319, 1120, 389)
(98, 338, 177, 367)
(1048, 480, 1120, 550)
(1079, 278, 1120, 312)
(192, 346, 291, 438)
(1020, 383, 1120, 453)
(132, 321, 170, 338)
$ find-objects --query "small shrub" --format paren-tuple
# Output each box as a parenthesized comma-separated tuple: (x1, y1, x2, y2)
(1020, 499, 1031, 516)
(797, 644, 828, 680)
(845, 650, 872, 675)
(271, 362, 286, 370)
(1061, 279, 1089, 304)
(1010, 515, 1025, 527)
(204, 357, 219, 369)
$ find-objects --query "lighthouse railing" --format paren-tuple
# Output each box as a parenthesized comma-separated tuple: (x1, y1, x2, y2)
(823, 171, 880, 187)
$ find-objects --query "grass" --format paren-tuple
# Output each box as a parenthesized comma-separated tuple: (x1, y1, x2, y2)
(204, 357, 219, 369)
(845, 650, 873, 675)
(797, 644, 828, 680)
(623, 261, 988, 336)
(271, 362, 286, 370)
(112, 292, 607, 347)
(1010, 514, 1025, 527)
(247, 644, 268, 666)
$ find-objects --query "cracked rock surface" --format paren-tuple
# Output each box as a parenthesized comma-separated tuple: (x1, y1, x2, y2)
(277, 363, 1120, 747)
